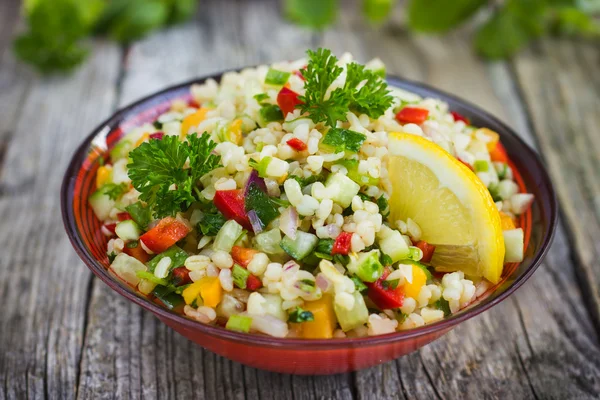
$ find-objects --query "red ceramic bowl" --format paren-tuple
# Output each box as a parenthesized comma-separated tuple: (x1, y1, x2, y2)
(61, 72, 557, 375)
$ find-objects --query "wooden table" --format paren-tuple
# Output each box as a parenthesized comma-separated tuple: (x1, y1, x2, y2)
(1, 0, 599, 398)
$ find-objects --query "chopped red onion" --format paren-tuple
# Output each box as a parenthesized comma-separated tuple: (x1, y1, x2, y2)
(245, 169, 267, 196)
(316, 273, 332, 292)
(149, 132, 164, 140)
(247, 210, 263, 234)
(279, 207, 298, 239)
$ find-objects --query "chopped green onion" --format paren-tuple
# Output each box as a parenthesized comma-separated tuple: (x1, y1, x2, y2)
(249, 156, 272, 178)
(434, 298, 451, 317)
(321, 128, 366, 153)
(260, 104, 284, 123)
(315, 251, 333, 260)
(226, 315, 253, 333)
(288, 307, 315, 323)
(253, 93, 270, 103)
(408, 246, 423, 261)
(474, 160, 489, 172)
(298, 279, 316, 293)
(232, 264, 251, 289)
(136, 270, 169, 286)
(265, 68, 291, 85)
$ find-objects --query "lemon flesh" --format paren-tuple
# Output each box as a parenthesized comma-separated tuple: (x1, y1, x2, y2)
(388, 133, 505, 283)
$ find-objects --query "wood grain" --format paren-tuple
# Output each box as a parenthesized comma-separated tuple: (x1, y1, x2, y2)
(1, 0, 599, 398)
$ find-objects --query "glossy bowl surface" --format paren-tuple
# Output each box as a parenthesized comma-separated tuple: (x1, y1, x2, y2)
(61, 72, 557, 375)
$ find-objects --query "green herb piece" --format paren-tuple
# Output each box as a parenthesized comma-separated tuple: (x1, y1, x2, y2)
(314, 252, 333, 260)
(321, 128, 367, 153)
(284, 0, 338, 29)
(126, 241, 139, 249)
(337, 159, 379, 186)
(396, 312, 408, 324)
(380, 253, 393, 267)
(382, 278, 400, 290)
(153, 120, 162, 129)
(377, 195, 389, 218)
(488, 183, 503, 203)
(271, 197, 291, 208)
(125, 201, 152, 230)
(249, 157, 272, 178)
(152, 285, 184, 309)
(407, 0, 488, 33)
(197, 204, 227, 236)
(232, 264, 251, 289)
(254, 93, 270, 103)
(245, 183, 281, 227)
(333, 254, 350, 266)
(135, 270, 169, 286)
(316, 239, 335, 254)
(288, 307, 315, 323)
(497, 163, 509, 180)
(474, 160, 489, 173)
(259, 104, 284, 123)
(102, 183, 128, 201)
(344, 62, 393, 119)
(265, 68, 291, 85)
(95, 0, 169, 43)
(146, 246, 188, 273)
(128, 132, 220, 219)
(298, 279, 316, 293)
(350, 276, 368, 293)
(107, 251, 117, 263)
(434, 297, 452, 317)
(289, 171, 326, 188)
(226, 315, 253, 333)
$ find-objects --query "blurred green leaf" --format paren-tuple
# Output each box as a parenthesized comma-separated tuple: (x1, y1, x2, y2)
(164, 0, 198, 24)
(550, 7, 600, 36)
(407, 0, 488, 32)
(284, 0, 338, 29)
(97, 0, 169, 43)
(363, 0, 396, 23)
(474, 7, 532, 59)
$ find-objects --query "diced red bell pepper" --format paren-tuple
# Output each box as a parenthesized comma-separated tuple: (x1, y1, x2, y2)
(123, 241, 152, 263)
(149, 132, 164, 140)
(366, 269, 404, 309)
(490, 142, 509, 163)
(139, 217, 191, 254)
(415, 240, 436, 264)
(103, 223, 117, 235)
(450, 111, 470, 125)
(117, 212, 132, 221)
(458, 157, 474, 171)
(246, 274, 263, 291)
(171, 267, 192, 286)
(331, 232, 353, 255)
(395, 107, 429, 124)
(231, 246, 259, 267)
(286, 138, 307, 151)
(277, 87, 303, 116)
(188, 99, 201, 108)
(213, 190, 252, 230)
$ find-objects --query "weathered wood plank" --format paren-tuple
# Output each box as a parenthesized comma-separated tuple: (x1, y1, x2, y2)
(0, 39, 121, 399)
(512, 39, 600, 332)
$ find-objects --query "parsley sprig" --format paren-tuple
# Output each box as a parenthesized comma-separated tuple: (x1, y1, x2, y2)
(127, 133, 221, 219)
(298, 48, 393, 127)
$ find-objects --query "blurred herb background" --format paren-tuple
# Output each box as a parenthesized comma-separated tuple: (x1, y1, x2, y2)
(14, 0, 600, 74)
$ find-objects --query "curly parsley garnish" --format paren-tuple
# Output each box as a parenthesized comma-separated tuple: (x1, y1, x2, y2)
(298, 48, 393, 127)
(127, 133, 221, 219)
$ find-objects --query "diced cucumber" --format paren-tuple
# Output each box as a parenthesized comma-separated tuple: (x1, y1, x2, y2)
(265, 68, 291, 86)
(214, 220, 244, 252)
(254, 228, 286, 255)
(337, 160, 379, 186)
(503, 228, 524, 263)
(280, 231, 319, 261)
(378, 230, 410, 263)
(232, 264, 251, 289)
(109, 139, 133, 161)
(334, 291, 369, 332)
(324, 173, 360, 208)
(88, 187, 116, 220)
(115, 220, 142, 241)
(497, 180, 519, 201)
(347, 250, 384, 282)
(110, 253, 147, 286)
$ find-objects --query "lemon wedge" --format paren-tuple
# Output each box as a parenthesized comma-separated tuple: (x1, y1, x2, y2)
(387, 132, 505, 283)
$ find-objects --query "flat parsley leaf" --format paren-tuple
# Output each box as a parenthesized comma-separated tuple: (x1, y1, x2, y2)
(127, 133, 220, 219)
(288, 307, 315, 323)
(321, 127, 367, 153)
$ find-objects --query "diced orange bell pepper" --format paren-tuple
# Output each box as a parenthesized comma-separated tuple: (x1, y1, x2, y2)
(198, 276, 223, 307)
(139, 217, 191, 254)
(474, 128, 500, 152)
(228, 119, 243, 145)
(123, 242, 152, 263)
(499, 211, 517, 230)
(181, 107, 211, 137)
(403, 264, 428, 299)
(96, 165, 112, 188)
(490, 142, 509, 163)
(300, 295, 337, 339)
(231, 246, 259, 267)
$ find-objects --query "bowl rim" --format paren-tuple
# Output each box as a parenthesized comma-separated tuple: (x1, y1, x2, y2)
(61, 70, 558, 349)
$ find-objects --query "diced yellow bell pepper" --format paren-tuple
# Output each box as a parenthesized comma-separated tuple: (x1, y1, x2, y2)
(403, 264, 428, 299)
(228, 119, 243, 145)
(474, 128, 500, 152)
(198, 276, 223, 307)
(499, 211, 516, 231)
(135, 133, 150, 147)
(96, 165, 112, 188)
(182, 280, 203, 305)
(181, 107, 211, 137)
(300, 294, 337, 339)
